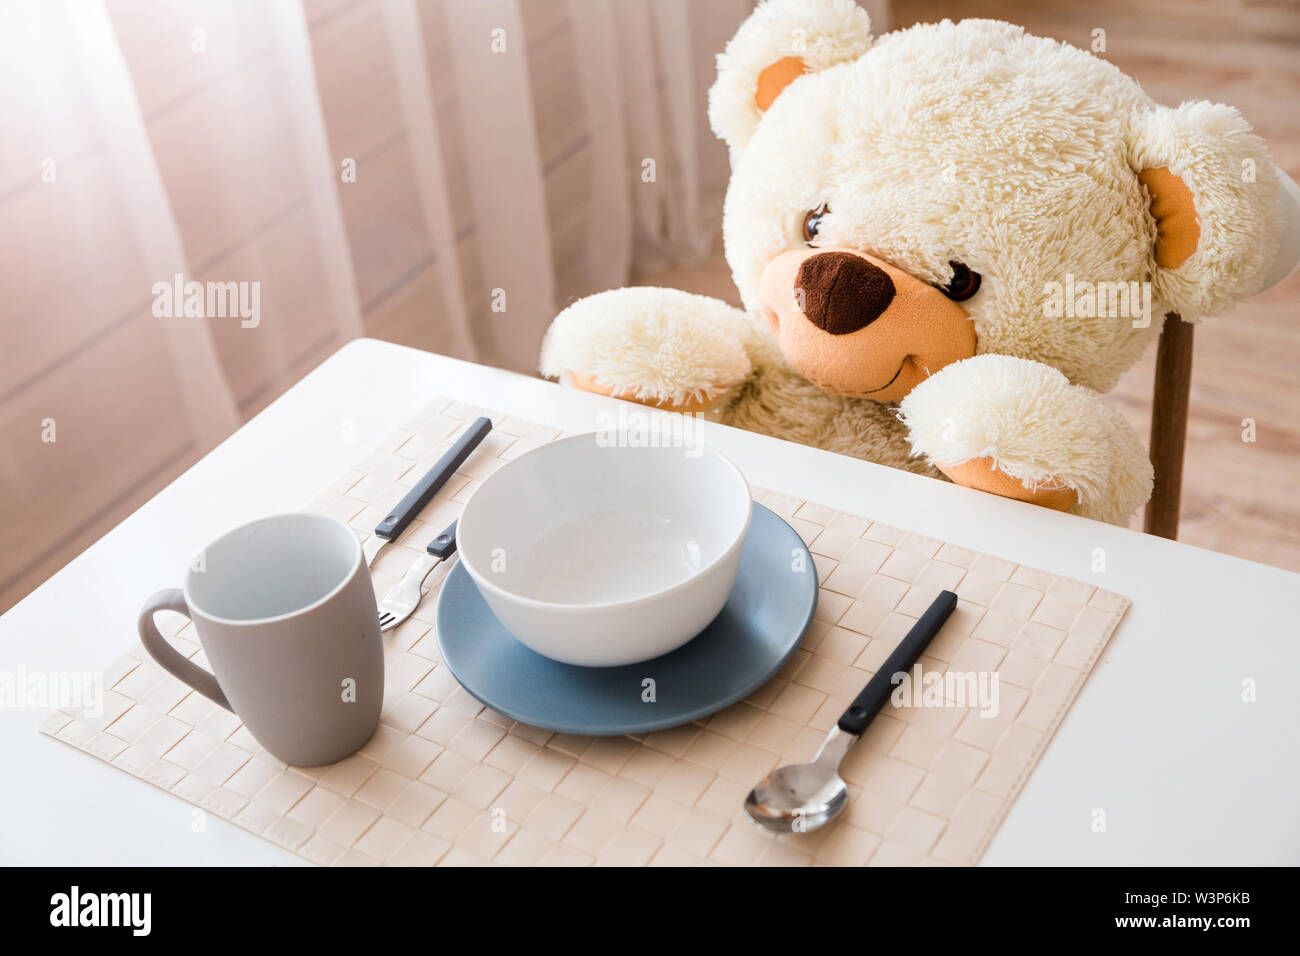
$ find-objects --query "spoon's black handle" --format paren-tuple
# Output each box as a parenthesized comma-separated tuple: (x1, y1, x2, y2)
(837, 590, 958, 736)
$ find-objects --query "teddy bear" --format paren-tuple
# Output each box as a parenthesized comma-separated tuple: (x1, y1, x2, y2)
(540, 0, 1299, 525)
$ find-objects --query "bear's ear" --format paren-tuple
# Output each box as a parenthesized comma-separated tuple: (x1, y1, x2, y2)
(708, 0, 873, 155)
(1129, 102, 1300, 320)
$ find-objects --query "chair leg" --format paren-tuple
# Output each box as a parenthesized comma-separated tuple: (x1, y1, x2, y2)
(1144, 312, 1194, 539)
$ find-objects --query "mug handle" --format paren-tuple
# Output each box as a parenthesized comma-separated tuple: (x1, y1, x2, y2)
(137, 588, 232, 711)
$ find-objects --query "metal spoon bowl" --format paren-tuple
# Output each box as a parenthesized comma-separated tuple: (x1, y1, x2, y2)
(744, 729, 853, 832)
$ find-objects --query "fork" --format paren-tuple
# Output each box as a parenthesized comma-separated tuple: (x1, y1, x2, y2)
(377, 520, 458, 632)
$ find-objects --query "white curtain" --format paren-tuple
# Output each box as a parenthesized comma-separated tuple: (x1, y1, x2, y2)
(0, 0, 751, 612)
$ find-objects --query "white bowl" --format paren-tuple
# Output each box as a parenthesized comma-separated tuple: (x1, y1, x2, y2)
(455, 434, 752, 667)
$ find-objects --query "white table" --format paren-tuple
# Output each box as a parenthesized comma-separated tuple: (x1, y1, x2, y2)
(3, 339, 1297, 866)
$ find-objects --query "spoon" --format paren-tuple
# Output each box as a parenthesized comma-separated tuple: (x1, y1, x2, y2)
(745, 589, 958, 833)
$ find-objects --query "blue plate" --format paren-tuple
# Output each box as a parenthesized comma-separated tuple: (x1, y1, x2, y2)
(434, 503, 819, 736)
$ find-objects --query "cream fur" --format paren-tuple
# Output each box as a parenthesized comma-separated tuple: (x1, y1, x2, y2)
(539, 0, 1289, 526)
(539, 288, 755, 409)
(708, 0, 873, 154)
(1129, 102, 1282, 320)
(898, 355, 1152, 525)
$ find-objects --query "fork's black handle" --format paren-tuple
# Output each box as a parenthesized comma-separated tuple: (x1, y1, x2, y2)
(426, 520, 457, 559)
(374, 417, 491, 541)
(837, 590, 958, 736)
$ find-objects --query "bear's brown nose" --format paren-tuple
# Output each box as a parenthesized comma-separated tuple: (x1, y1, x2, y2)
(795, 251, 896, 335)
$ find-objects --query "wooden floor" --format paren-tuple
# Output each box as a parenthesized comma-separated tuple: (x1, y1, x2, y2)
(639, 0, 1300, 572)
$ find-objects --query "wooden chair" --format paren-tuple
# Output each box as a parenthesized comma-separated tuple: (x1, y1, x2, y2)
(1144, 312, 1193, 540)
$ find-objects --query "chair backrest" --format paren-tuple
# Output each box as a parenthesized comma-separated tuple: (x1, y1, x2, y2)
(1143, 311, 1194, 539)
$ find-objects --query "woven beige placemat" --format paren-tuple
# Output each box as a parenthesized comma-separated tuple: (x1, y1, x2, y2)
(41, 398, 1128, 866)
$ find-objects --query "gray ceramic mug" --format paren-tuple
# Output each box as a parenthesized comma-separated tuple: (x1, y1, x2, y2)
(137, 512, 384, 767)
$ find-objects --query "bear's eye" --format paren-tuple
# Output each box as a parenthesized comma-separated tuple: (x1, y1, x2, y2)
(938, 261, 981, 301)
(802, 205, 829, 244)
